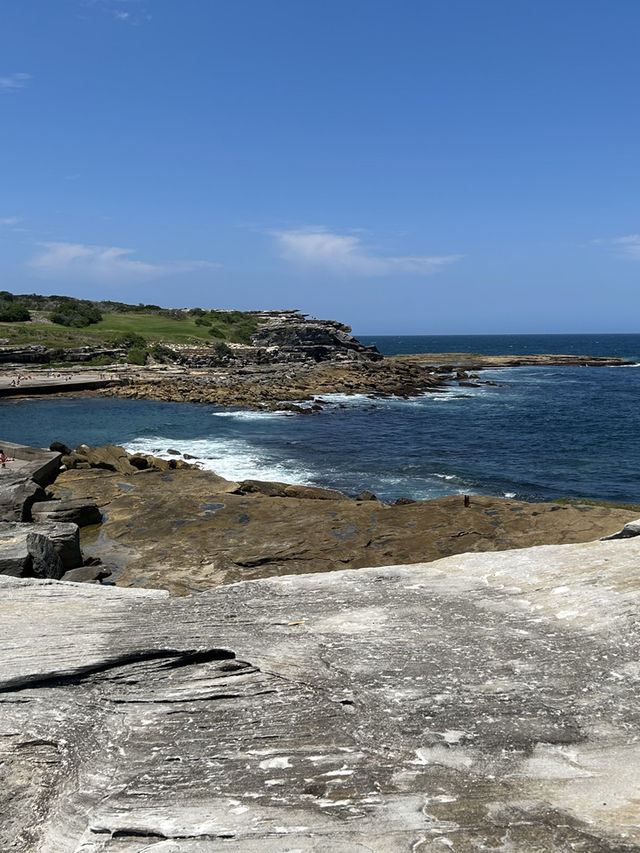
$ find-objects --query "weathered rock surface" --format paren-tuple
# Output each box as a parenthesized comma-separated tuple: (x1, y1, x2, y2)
(3, 535, 640, 851)
(0, 471, 45, 521)
(99, 357, 447, 408)
(60, 564, 112, 583)
(395, 352, 635, 369)
(31, 498, 102, 527)
(250, 311, 382, 362)
(0, 520, 81, 575)
(52, 467, 639, 594)
(602, 518, 640, 539)
(61, 444, 196, 474)
(0, 522, 69, 578)
(235, 479, 352, 500)
(0, 344, 121, 365)
(0, 440, 62, 521)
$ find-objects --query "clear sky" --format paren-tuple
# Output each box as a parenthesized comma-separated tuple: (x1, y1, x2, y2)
(1, 0, 639, 333)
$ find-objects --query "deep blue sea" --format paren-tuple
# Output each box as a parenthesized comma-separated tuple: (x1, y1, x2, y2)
(2, 334, 640, 504)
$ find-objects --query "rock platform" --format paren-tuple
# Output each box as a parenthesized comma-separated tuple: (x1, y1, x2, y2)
(3, 534, 640, 851)
(52, 464, 640, 594)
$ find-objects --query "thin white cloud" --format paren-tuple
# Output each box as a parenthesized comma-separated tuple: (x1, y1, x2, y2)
(0, 73, 31, 93)
(82, 1, 151, 24)
(273, 227, 460, 276)
(29, 242, 218, 283)
(594, 234, 640, 261)
(0, 216, 20, 227)
(611, 234, 640, 260)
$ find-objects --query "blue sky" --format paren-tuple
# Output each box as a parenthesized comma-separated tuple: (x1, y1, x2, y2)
(1, 0, 639, 333)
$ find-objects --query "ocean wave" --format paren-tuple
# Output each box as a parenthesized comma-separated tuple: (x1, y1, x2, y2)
(312, 393, 375, 406)
(123, 435, 317, 485)
(210, 410, 289, 420)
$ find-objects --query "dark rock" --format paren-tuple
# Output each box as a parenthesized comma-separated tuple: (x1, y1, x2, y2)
(128, 454, 149, 470)
(0, 344, 121, 364)
(34, 521, 82, 569)
(0, 522, 67, 579)
(25, 532, 63, 579)
(283, 484, 351, 500)
(61, 565, 112, 583)
(601, 519, 640, 540)
(0, 521, 81, 572)
(166, 448, 181, 456)
(0, 474, 45, 521)
(236, 479, 351, 501)
(356, 490, 378, 501)
(251, 312, 382, 363)
(394, 496, 416, 505)
(49, 441, 71, 455)
(31, 499, 102, 528)
(0, 536, 30, 576)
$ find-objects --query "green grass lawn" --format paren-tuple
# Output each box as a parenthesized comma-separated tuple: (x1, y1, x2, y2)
(0, 310, 260, 347)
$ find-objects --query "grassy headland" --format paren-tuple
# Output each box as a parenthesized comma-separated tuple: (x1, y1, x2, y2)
(0, 291, 261, 354)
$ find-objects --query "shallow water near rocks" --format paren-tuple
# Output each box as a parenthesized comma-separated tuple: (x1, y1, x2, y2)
(3, 334, 640, 504)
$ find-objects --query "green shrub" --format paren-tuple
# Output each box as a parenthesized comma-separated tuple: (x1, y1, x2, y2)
(0, 302, 31, 322)
(107, 331, 147, 349)
(208, 326, 226, 340)
(195, 316, 212, 326)
(218, 310, 244, 324)
(210, 342, 232, 363)
(126, 346, 148, 365)
(50, 298, 102, 328)
(86, 354, 115, 366)
(148, 343, 177, 363)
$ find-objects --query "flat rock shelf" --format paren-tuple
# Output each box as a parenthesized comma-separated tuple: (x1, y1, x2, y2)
(3, 534, 640, 851)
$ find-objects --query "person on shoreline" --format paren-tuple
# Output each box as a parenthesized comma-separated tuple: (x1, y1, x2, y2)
(0, 448, 7, 468)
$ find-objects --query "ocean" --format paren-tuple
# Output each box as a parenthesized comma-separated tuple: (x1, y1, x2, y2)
(2, 333, 640, 504)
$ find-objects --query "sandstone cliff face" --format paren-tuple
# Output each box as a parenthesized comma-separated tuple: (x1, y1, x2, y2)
(3, 536, 640, 851)
(0, 345, 122, 365)
(250, 311, 382, 362)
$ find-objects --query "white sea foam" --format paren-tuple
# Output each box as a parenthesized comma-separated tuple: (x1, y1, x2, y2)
(504, 492, 516, 498)
(123, 435, 316, 485)
(210, 410, 289, 420)
(312, 393, 375, 406)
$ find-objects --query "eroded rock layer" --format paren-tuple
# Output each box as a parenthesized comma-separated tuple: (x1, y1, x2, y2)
(2, 535, 640, 851)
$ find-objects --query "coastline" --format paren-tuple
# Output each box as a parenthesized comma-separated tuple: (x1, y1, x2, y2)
(0, 351, 632, 409)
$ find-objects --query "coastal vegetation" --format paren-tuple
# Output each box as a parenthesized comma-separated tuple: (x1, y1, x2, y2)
(0, 290, 261, 353)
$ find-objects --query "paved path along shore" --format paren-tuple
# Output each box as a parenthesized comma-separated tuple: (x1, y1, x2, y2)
(0, 371, 121, 397)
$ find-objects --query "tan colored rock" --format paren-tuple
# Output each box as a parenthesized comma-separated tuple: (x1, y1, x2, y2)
(51, 467, 639, 595)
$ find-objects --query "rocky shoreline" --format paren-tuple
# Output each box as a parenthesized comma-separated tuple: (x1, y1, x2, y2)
(96, 352, 635, 409)
(1, 306, 633, 409)
(2, 439, 637, 595)
(4, 519, 640, 850)
(3, 441, 640, 850)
